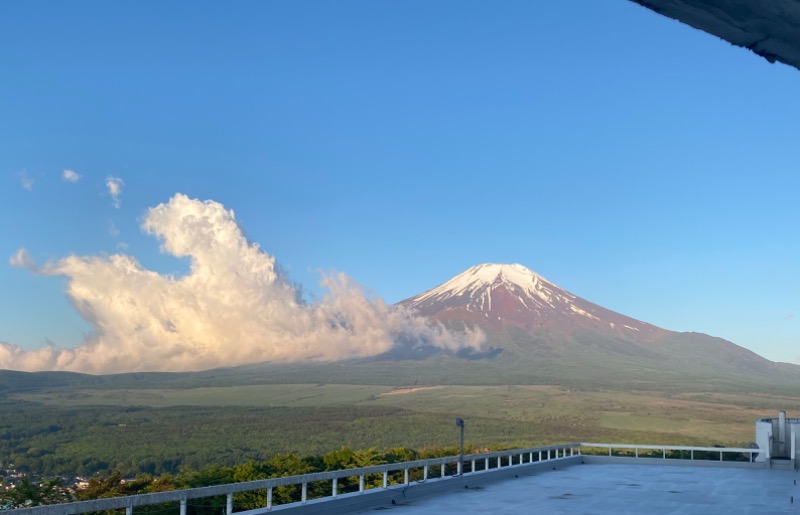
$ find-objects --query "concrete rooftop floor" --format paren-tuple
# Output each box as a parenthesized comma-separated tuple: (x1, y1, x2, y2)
(355, 463, 800, 514)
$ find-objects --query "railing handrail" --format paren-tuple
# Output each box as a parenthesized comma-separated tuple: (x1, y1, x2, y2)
(580, 443, 758, 454)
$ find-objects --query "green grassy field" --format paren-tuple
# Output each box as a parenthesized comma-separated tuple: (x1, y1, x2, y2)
(4, 381, 799, 478)
(15, 382, 795, 445)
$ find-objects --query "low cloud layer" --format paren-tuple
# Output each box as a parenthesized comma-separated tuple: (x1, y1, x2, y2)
(2, 194, 482, 374)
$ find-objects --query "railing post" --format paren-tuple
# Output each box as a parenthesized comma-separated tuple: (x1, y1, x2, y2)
(332, 477, 338, 497)
(359, 475, 365, 492)
(485, 457, 489, 470)
(267, 487, 273, 510)
(180, 498, 187, 515)
(424, 464, 429, 480)
(302, 482, 307, 503)
(383, 471, 388, 489)
(497, 456, 501, 468)
(471, 459, 476, 473)
(441, 463, 445, 478)
(404, 468, 409, 485)
(457, 460, 463, 475)
(690, 449, 694, 461)
(529, 451, 534, 462)
(719, 450, 723, 462)
(226, 493, 233, 514)
(539, 450, 542, 461)
(662, 448, 666, 459)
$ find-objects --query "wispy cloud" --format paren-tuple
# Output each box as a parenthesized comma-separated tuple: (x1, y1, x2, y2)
(105, 176, 124, 208)
(108, 221, 120, 238)
(17, 171, 33, 191)
(0, 194, 483, 373)
(62, 169, 81, 183)
(9, 248, 38, 272)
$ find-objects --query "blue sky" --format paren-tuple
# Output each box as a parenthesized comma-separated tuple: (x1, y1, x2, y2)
(2, 0, 799, 368)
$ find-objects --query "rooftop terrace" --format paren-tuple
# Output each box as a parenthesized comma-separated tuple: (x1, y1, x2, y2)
(6, 441, 798, 515)
(354, 461, 799, 514)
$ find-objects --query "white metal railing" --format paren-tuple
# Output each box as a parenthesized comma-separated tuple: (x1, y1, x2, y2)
(580, 443, 761, 463)
(3, 443, 580, 515)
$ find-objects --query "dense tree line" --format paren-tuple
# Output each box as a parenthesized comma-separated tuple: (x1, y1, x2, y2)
(0, 395, 551, 479)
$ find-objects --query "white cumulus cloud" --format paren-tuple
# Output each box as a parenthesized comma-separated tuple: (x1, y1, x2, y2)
(0, 194, 482, 373)
(63, 169, 81, 183)
(106, 176, 124, 208)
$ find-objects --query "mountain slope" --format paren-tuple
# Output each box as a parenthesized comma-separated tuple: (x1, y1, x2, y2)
(403, 263, 662, 338)
(400, 263, 791, 382)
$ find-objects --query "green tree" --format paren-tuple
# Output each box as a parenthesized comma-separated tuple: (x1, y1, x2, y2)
(265, 453, 316, 506)
(0, 477, 73, 508)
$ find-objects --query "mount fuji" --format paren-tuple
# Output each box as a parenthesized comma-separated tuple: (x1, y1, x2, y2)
(402, 263, 662, 337)
(397, 263, 797, 386)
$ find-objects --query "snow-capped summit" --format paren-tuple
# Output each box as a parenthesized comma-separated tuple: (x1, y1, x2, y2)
(401, 263, 661, 336)
(405, 263, 568, 312)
